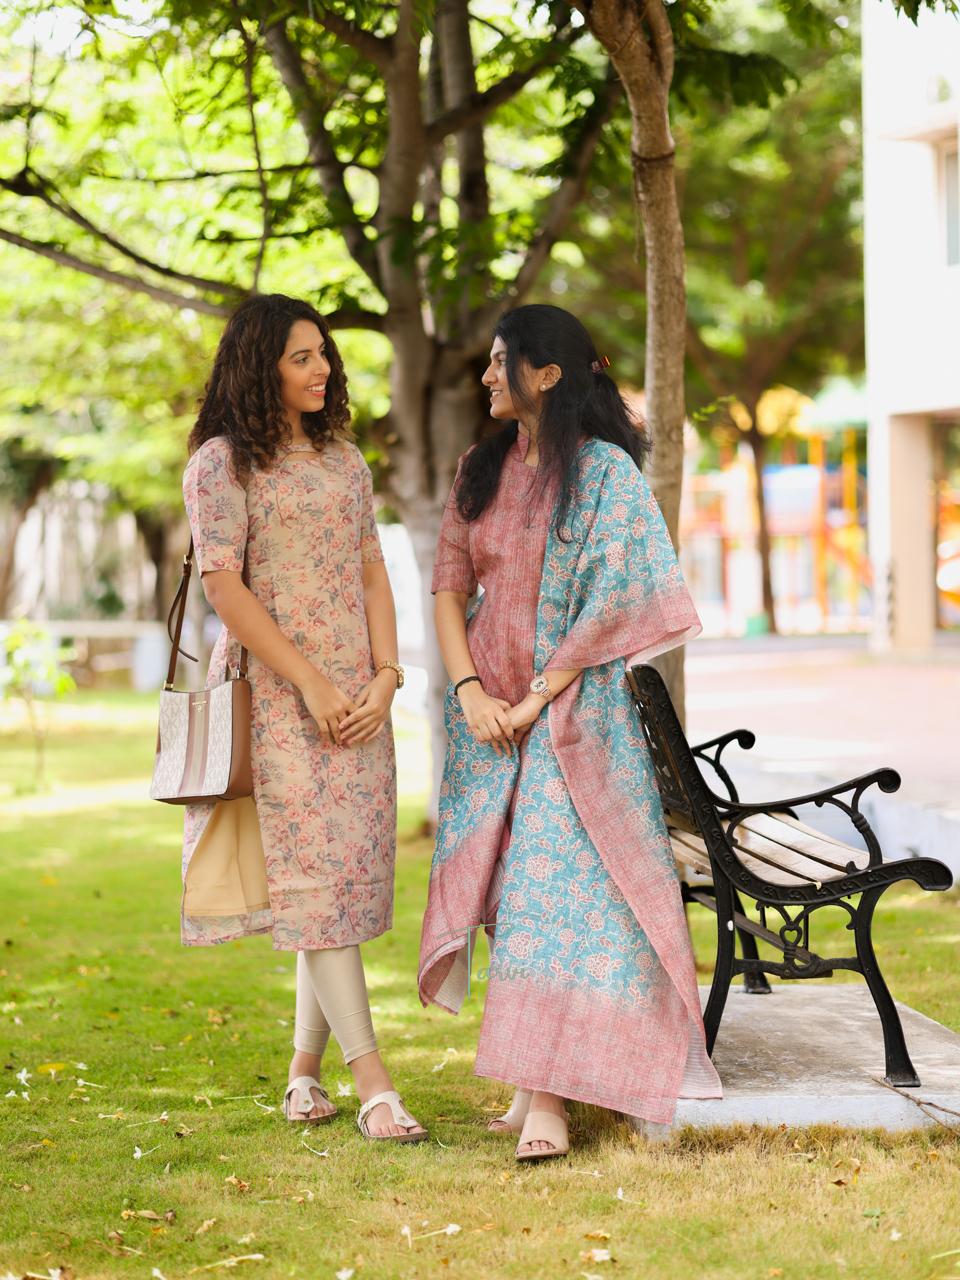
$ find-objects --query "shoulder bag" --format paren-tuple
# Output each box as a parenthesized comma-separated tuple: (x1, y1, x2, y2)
(149, 539, 253, 804)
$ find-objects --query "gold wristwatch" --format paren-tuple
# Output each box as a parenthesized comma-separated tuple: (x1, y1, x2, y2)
(376, 660, 405, 688)
(529, 674, 552, 702)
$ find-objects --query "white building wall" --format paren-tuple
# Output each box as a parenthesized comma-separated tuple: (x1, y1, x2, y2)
(862, 0, 960, 649)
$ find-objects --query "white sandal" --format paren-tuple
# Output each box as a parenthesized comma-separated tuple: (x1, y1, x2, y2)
(283, 1075, 336, 1123)
(487, 1087, 533, 1134)
(356, 1090, 427, 1143)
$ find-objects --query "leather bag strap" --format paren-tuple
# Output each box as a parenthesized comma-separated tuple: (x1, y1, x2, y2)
(164, 538, 249, 691)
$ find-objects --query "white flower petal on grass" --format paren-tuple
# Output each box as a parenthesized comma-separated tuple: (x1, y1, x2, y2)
(335, 1270, 355, 1280)
(336, 1081, 353, 1097)
(193, 1254, 265, 1270)
(75, 1062, 88, 1070)
(15, 1068, 31, 1086)
(152, 1269, 169, 1280)
(21, 1093, 30, 1101)
(300, 1134, 329, 1158)
(889, 1229, 903, 1242)
(252, 1099, 276, 1113)
(133, 1144, 160, 1160)
(400, 1225, 413, 1249)
(4, 1090, 15, 1099)
(581, 1247, 611, 1263)
(76, 1077, 106, 1089)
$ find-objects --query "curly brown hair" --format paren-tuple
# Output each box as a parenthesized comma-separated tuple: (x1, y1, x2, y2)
(188, 294, 352, 475)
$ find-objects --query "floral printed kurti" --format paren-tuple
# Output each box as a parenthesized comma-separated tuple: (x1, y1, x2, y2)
(180, 435, 396, 950)
(419, 434, 722, 1124)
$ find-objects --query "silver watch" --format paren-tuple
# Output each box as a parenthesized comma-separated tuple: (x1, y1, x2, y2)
(529, 674, 552, 702)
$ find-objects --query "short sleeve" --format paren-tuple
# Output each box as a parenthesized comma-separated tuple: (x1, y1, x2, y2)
(359, 454, 385, 564)
(431, 455, 478, 595)
(182, 437, 248, 575)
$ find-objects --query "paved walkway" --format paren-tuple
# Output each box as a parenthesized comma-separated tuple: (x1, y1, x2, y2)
(662, 987, 960, 1131)
(684, 635, 960, 873)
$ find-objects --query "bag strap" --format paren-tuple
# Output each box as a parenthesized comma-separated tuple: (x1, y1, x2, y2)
(164, 539, 249, 691)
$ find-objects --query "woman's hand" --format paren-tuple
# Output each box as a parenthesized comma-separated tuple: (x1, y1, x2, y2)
(508, 694, 547, 746)
(459, 683, 515, 756)
(300, 671, 356, 746)
(339, 670, 397, 746)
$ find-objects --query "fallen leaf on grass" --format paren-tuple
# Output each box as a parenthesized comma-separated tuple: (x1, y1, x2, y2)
(225, 1175, 250, 1192)
(584, 1231, 611, 1241)
(37, 1062, 68, 1076)
(195, 1219, 217, 1236)
(122, 1209, 163, 1221)
(189, 1254, 265, 1271)
(412, 1224, 461, 1241)
(195, 1095, 213, 1108)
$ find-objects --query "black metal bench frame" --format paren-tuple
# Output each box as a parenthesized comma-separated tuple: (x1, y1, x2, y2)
(626, 663, 954, 1088)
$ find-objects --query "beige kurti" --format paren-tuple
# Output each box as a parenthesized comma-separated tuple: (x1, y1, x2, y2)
(180, 435, 397, 950)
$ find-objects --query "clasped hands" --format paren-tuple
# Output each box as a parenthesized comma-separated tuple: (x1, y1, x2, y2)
(458, 682, 545, 756)
(300, 668, 397, 746)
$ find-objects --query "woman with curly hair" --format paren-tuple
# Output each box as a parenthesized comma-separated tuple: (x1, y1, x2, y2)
(180, 294, 426, 1142)
(419, 304, 721, 1160)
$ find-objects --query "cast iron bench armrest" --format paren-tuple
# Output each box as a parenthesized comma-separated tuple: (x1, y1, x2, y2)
(689, 729, 756, 803)
(716, 768, 901, 870)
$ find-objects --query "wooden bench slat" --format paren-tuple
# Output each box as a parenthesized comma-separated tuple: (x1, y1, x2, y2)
(739, 812, 868, 870)
(669, 825, 823, 888)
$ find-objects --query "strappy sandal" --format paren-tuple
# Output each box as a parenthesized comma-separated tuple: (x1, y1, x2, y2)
(515, 1109, 569, 1162)
(487, 1087, 532, 1135)
(283, 1075, 337, 1123)
(356, 1090, 428, 1144)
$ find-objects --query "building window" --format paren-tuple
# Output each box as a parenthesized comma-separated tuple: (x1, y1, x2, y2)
(945, 145, 959, 267)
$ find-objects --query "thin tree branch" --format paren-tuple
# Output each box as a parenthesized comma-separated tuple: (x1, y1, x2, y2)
(0, 228, 233, 316)
(0, 166, 246, 298)
(425, 29, 583, 146)
(263, 20, 381, 290)
(237, 15, 271, 290)
(310, 3, 394, 73)
(89, 162, 321, 184)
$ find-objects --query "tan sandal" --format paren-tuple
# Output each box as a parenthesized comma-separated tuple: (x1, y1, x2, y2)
(283, 1075, 336, 1123)
(515, 1109, 569, 1162)
(487, 1087, 532, 1134)
(356, 1089, 428, 1144)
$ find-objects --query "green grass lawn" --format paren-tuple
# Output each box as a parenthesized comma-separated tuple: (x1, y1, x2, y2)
(2, 693, 960, 1280)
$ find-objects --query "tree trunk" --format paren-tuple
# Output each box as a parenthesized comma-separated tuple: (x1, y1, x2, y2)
(574, 0, 690, 722)
(746, 424, 778, 634)
(0, 500, 33, 616)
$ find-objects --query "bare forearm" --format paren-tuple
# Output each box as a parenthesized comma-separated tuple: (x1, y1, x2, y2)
(434, 591, 476, 683)
(203, 575, 316, 691)
(362, 566, 398, 667)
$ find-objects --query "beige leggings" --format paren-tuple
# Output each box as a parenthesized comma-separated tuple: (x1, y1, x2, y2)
(293, 946, 378, 1065)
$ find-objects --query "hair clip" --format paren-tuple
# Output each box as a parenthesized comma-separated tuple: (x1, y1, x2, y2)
(590, 355, 611, 374)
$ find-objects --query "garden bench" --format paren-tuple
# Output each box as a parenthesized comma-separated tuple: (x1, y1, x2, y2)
(625, 663, 954, 1088)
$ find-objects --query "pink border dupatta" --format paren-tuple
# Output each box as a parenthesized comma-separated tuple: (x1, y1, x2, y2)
(419, 439, 722, 1122)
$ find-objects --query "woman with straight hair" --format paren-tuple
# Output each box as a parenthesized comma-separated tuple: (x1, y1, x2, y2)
(180, 293, 425, 1142)
(419, 303, 721, 1160)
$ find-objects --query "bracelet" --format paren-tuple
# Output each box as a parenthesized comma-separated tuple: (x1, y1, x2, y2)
(376, 660, 405, 689)
(454, 675, 482, 695)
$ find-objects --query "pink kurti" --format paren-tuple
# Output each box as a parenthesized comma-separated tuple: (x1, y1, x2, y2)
(180, 436, 396, 950)
(432, 435, 554, 706)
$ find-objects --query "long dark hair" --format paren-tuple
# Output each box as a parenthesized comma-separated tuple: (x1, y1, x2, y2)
(188, 294, 351, 477)
(455, 304, 649, 536)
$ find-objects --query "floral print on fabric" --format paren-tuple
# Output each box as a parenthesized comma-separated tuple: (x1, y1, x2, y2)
(180, 436, 397, 950)
(420, 437, 721, 1122)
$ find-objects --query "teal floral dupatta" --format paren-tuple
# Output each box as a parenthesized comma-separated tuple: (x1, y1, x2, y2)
(419, 439, 721, 1123)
